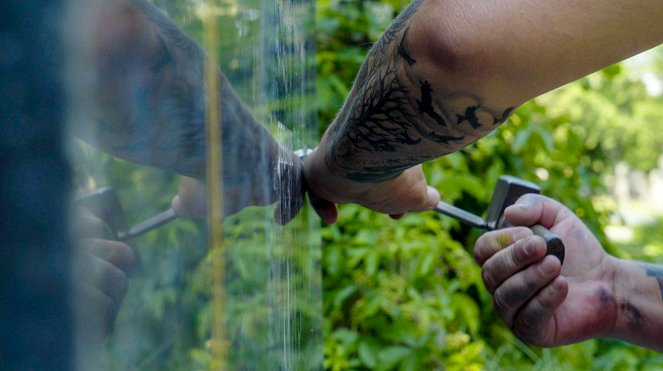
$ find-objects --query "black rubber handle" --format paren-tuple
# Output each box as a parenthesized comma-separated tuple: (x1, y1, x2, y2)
(530, 224, 565, 264)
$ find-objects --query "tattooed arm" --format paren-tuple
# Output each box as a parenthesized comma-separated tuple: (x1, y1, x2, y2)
(304, 0, 663, 219)
(68, 0, 301, 219)
(474, 194, 663, 351)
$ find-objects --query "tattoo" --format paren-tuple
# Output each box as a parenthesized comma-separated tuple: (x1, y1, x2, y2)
(417, 81, 446, 127)
(397, 28, 417, 66)
(326, 0, 516, 182)
(640, 262, 663, 300)
(151, 35, 173, 73)
(620, 301, 644, 330)
(329, 56, 423, 182)
(494, 106, 515, 126)
(375, 0, 424, 53)
(456, 104, 482, 129)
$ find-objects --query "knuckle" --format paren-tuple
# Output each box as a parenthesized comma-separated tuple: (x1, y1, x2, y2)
(512, 321, 535, 344)
(504, 247, 520, 273)
(474, 245, 487, 265)
(513, 238, 531, 263)
(481, 268, 496, 293)
(512, 311, 546, 347)
(516, 307, 537, 333)
(474, 232, 502, 264)
(102, 264, 129, 299)
(116, 242, 137, 270)
(492, 287, 512, 313)
(518, 269, 539, 294)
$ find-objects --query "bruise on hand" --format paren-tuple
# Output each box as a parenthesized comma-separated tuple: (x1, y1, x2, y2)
(620, 301, 644, 331)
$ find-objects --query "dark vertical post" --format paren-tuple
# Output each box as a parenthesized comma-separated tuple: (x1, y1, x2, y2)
(0, 0, 72, 369)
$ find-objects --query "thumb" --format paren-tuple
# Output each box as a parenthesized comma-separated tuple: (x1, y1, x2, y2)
(422, 185, 440, 211)
(504, 193, 568, 228)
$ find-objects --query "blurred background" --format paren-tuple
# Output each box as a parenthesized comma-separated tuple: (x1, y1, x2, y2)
(3, 0, 662, 369)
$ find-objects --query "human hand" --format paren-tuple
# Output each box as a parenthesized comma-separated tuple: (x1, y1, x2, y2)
(171, 147, 306, 225)
(73, 208, 137, 337)
(302, 149, 440, 224)
(474, 194, 619, 347)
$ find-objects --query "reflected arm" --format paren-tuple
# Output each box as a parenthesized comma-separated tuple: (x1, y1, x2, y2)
(69, 0, 300, 217)
(73, 0, 280, 178)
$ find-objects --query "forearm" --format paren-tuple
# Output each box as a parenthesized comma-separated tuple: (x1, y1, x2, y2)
(70, 0, 279, 180)
(611, 259, 663, 351)
(317, 0, 663, 183)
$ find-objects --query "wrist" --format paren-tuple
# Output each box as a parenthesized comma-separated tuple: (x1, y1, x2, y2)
(610, 257, 654, 343)
(303, 144, 373, 204)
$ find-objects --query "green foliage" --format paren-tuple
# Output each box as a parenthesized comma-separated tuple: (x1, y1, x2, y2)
(613, 215, 663, 265)
(316, 1, 663, 369)
(542, 67, 663, 172)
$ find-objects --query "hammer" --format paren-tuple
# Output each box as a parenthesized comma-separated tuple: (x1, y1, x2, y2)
(434, 175, 565, 264)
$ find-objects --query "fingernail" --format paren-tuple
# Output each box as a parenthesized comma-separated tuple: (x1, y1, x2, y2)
(541, 257, 558, 275)
(426, 186, 440, 209)
(551, 277, 564, 292)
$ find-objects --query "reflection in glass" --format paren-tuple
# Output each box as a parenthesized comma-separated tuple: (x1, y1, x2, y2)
(65, 0, 320, 368)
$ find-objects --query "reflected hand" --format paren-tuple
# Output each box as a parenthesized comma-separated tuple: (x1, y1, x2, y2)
(171, 148, 306, 224)
(303, 149, 440, 224)
(73, 208, 137, 337)
(473, 194, 618, 347)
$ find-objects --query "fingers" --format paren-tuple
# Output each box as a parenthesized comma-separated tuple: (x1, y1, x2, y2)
(474, 227, 533, 266)
(424, 186, 441, 211)
(512, 276, 568, 345)
(74, 283, 119, 338)
(78, 252, 130, 304)
(310, 196, 338, 224)
(81, 238, 137, 273)
(492, 255, 562, 328)
(480, 235, 548, 294)
(384, 166, 438, 213)
(172, 176, 208, 219)
(273, 191, 306, 225)
(73, 207, 114, 239)
(504, 194, 571, 229)
(477, 228, 565, 332)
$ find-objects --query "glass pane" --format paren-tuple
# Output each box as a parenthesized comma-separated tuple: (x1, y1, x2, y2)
(64, 0, 321, 369)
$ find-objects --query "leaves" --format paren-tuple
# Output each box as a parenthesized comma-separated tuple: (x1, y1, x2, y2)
(317, 1, 663, 368)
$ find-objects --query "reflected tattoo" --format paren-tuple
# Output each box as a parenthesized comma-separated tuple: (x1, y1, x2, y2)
(84, 0, 276, 190)
(326, 0, 515, 182)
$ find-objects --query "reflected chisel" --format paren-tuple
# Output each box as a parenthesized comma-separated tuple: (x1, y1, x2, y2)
(75, 187, 179, 241)
(433, 175, 565, 264)
(118, 208, 178, 241)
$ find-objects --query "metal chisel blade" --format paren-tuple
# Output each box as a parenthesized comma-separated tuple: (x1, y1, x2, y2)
(433, 201, 488, 229)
